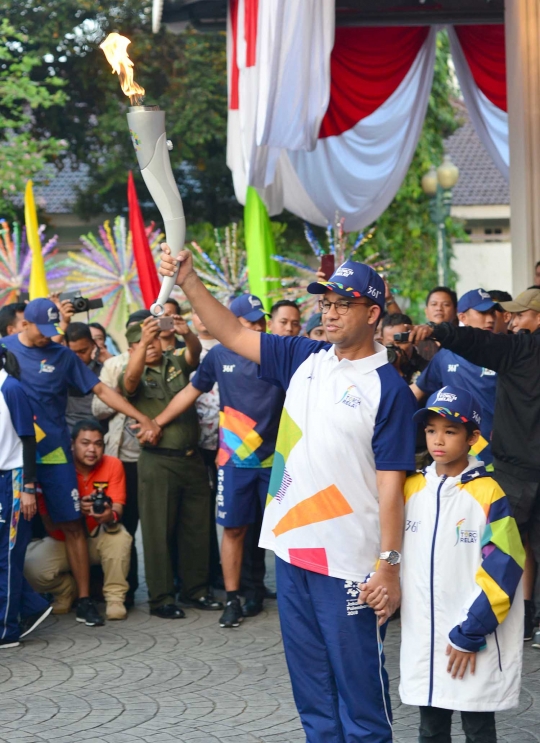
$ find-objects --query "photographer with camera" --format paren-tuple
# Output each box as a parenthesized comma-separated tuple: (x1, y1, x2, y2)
(65, 323, 103, 431)
(158, 298, 189, 353)
(25, 420, 132, 622)
(381, 313, 427, 384)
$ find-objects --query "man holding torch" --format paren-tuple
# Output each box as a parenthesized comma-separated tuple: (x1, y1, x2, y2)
(151, 246, 416, 741)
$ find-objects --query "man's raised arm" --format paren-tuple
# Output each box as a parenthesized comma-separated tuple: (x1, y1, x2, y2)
(159, 246, 261, 364)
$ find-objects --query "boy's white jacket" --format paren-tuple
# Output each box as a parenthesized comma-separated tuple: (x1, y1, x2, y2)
(400, 458, 525, 712)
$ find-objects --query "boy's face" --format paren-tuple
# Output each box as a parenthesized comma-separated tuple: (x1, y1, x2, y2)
(424, 413, 479, 466)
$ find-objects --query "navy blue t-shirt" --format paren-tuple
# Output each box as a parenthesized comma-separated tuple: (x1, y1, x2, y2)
(191, 344, 285, 468)
(2, 335, 99, 464)
(416, 348, 496, 465)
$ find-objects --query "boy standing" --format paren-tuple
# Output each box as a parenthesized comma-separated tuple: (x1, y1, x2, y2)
(399, 386, 524, 741)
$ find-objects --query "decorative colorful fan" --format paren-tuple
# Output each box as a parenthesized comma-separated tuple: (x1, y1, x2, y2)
(53, 216, 163, 332)
(268, 215, 391, 318)
(0, 220, 59, 303)
(190, 223, 249, 305)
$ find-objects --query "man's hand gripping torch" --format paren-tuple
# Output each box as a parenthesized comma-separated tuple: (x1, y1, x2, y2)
(126, 106, 185, 316)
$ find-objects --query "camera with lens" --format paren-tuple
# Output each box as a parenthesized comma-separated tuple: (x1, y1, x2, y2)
(59, 290, 104, 314)
(90, 486, 113, 515)
(386, 344, 404, 366)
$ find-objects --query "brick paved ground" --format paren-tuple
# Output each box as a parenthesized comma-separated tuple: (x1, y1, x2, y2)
(2, 551, 539, 742)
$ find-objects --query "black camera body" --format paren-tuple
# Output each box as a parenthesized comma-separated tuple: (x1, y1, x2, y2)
(393, 331, 410, 342)
(60, 290, 104, 314)
(90, 486, 113, 515)
(386, 344, 403, 366)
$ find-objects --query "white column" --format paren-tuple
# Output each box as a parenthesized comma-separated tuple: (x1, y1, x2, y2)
(505, 0, 540, 294)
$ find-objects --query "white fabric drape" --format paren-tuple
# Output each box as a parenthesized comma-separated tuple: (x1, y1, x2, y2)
(266, 27, 437, 231)
(254, 0, 335, 161)
(448, 27, 509, 181)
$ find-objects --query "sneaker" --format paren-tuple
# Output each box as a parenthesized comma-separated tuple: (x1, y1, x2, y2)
(76, 597, 105, 627)
(0, 639, 20, 649)
(219, 599, 243, 628)
(242, 598, 264, 618)
(106, 601, 127, 621)
(532, 627, 540, 649)
(19, 605, 53, 639)
(525, 601, 535, 641)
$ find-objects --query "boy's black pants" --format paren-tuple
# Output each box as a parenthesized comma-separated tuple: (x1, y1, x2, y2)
(419, 706, 496, 743)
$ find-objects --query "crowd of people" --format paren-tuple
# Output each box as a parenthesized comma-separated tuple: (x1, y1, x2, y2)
(0, 252, 539, 743)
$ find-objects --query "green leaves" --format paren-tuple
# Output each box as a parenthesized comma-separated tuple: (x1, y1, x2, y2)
(0, 19, 67, 218)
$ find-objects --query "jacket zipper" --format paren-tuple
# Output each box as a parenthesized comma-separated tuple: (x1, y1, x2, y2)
(494, 629, 502, 671)
(428, 475, 446, 706)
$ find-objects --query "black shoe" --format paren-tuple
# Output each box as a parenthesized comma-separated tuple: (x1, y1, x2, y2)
(181, 595, 224, 611)
(525, 600, 535, 641)
(219, 599, 243, 628)
(264, 586, 277, 600)
(76, 597, 105, 627)
(242, 599, 264, 618)
(124, 595, 135, 610)
(150, 604, 186, 619)
(0, 639, 20, 649)
(19, 605, 53, 639)
(532, 627, 540, 649)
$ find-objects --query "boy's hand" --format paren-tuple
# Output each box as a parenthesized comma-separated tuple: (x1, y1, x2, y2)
(446, 644, 477, 679)
(359, 565, 400, 626)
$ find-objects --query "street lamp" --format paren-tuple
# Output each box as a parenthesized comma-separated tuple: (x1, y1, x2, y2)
(421, 155, 459, 286)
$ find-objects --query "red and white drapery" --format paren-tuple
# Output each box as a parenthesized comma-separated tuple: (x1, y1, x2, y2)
(228, 1, 508, 230)
(449, 25, 508, 180)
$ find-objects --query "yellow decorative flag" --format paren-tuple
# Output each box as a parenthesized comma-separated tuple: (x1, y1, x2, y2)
(25, 180, 49, 299)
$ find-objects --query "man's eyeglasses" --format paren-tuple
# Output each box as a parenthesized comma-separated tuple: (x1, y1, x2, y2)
(318, 298, 372, 315)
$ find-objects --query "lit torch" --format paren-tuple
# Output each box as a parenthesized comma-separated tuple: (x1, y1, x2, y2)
(100, 33, 184, 316)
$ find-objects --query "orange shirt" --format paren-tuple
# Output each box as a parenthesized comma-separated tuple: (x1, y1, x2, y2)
(38, 455, 126, 540)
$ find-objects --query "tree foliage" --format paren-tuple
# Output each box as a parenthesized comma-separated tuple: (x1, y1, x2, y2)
(2, 0, 237, 224)
(0, 19, 67, 219)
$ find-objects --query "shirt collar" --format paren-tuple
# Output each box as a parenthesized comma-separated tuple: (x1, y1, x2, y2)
(322, 342, 389, 374)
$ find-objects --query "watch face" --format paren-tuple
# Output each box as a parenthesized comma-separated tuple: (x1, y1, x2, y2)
(387, 550, 400, 565)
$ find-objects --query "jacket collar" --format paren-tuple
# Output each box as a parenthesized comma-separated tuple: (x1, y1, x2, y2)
(424, 456, 489, 490)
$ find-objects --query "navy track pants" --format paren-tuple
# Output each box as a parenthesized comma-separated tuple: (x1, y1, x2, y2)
(0, 469, 48, 642)
(276, 557, 393, 743)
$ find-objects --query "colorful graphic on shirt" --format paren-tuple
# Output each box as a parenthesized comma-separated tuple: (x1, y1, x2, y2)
(336, 384, 362, 409)
(9, 468, 22, 551)
(455, 518, 466, 545)
(217, 406, 264, 467)
(33, 422, 46, 443)
(289, 547, 329, 575)
(267, 408, 303, 505)
(37, 447, 68, 465)
(470, 434, 488, 460)
(273, 484, 353, 536)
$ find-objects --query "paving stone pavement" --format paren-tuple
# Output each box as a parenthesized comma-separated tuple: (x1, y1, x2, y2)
(2, 557, 540, 742)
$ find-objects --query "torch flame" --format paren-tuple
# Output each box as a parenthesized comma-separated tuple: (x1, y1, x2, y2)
(100, 32, 145, 105)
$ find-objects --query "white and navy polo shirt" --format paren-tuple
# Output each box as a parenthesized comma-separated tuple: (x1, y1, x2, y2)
(258, 335, 417, 582)
(0, 368, 35, 471)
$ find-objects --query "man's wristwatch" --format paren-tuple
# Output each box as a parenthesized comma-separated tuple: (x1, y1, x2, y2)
(23, 486, 36, 495)
(379, 550, 401, 566)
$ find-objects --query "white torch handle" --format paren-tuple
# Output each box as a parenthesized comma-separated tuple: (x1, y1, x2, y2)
(126, 107, 186, 316)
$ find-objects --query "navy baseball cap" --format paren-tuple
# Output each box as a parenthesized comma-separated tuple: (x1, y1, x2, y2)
(230, 294, 267, 322)
(307, 259, 385, 310)
(413, 385, 482, 429)
(24, 298, 63, 337)
(457, 288, 498, 314)
(305, 313, 323, 334)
